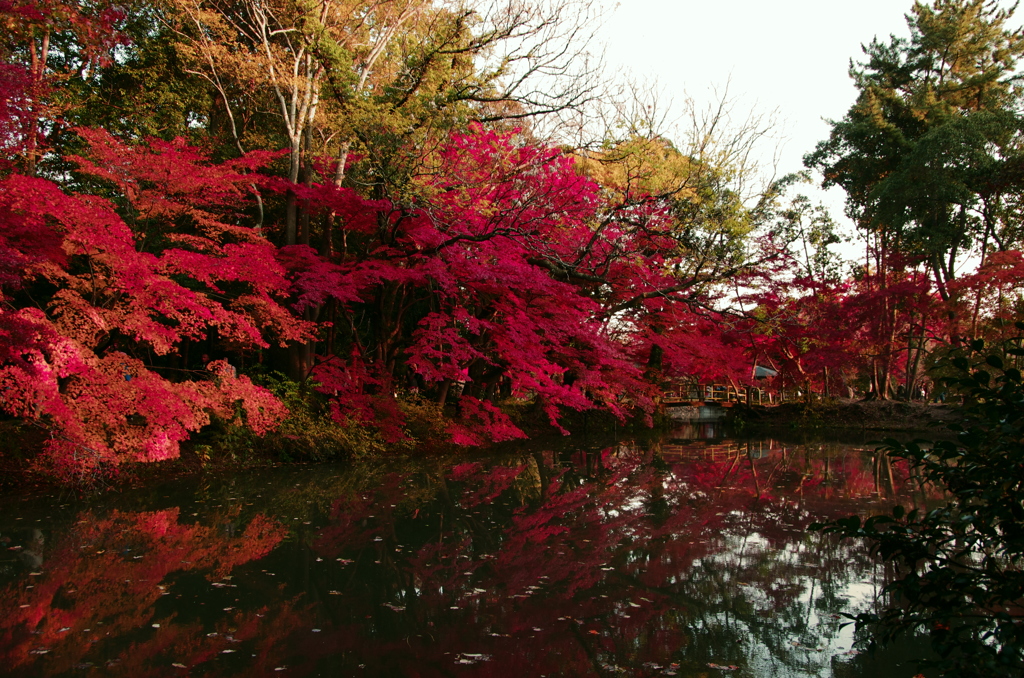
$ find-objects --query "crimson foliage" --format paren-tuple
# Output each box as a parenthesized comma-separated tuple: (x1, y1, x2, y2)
(0, 132, 303, 478)
(1, 115, 765, 478)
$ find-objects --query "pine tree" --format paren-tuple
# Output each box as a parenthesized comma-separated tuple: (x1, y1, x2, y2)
(807, 0, 1024, 299)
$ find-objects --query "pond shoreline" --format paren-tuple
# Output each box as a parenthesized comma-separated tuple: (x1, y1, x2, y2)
(0, 398, 963, 494)
(734, 397, 962, 434)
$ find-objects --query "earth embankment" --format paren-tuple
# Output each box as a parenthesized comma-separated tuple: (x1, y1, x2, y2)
(738, 398, 961, 433)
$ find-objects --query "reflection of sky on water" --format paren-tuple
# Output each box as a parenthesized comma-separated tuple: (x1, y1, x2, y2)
(698, 530, 879, 677)
(0, 434, 936, 677)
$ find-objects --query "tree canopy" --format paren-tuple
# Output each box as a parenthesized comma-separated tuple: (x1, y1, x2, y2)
(3, 0, 1024, 482)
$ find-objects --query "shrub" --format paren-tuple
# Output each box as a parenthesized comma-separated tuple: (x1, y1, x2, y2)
(213, 370, 388, 462)
(814, 329, 1024, 676)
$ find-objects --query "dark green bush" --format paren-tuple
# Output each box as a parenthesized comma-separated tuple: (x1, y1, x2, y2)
(814, 329, 1024, 677)
(212, 371, 388, 461)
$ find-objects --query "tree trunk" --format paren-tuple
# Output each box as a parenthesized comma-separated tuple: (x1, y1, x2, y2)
(436, 378, 452, 407)
(284, 138, 301, 245)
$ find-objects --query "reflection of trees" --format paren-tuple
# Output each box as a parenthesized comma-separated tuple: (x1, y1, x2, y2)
(0, 509, 288, 676)
(294, 441, 913, 675)
(0, 439, 928, 676)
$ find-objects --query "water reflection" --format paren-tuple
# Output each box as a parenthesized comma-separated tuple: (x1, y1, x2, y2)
(666, 420, 723, 440)
(0, 435, 937, 677)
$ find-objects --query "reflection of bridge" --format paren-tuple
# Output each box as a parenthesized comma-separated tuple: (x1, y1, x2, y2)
(659, 438, 783, 462)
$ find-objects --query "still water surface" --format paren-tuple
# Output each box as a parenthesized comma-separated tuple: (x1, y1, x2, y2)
(0, 429, 937, 677)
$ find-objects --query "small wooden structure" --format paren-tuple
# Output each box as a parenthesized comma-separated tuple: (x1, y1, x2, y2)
(660, 382, 804, 408)
(661, 383, 763, 407)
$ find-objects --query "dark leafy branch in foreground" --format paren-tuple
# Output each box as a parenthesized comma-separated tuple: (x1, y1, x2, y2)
(814, 325, 1024, 677)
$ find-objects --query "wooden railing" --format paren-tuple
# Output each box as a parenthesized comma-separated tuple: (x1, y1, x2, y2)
(660, 384, 805, 407)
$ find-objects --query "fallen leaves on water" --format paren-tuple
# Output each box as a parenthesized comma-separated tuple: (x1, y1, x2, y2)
(454, 653, 491, 665)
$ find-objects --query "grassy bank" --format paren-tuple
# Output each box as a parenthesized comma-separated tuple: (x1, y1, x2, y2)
(732, 398, 962, 433)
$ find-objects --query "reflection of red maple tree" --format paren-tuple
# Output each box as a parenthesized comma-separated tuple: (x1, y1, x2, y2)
(0, 441, 923, 676)
(0, 508, 289, 676)
(297, 442, 908, 675)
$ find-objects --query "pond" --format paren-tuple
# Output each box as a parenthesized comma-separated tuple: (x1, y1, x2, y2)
(0, 428, 939, 677)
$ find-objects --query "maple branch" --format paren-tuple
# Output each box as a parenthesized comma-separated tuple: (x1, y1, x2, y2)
(599, 259, 758, 318)
(426, 228, 521, 254)
(525, 257, 607, 284)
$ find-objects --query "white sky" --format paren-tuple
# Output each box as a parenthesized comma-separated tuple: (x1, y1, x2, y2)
(594, 0, 1021, 260)
(598, 1, 912, 175)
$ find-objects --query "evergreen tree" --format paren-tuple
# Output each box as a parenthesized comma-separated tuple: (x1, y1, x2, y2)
(807, 0, 1024, 300)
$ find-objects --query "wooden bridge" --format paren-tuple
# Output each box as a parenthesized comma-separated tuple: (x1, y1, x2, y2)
(660, 383, 803, 408)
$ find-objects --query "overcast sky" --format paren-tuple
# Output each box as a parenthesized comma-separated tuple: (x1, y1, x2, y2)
(593, 0, 1020, 250)
(598, 1, 912, 175)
